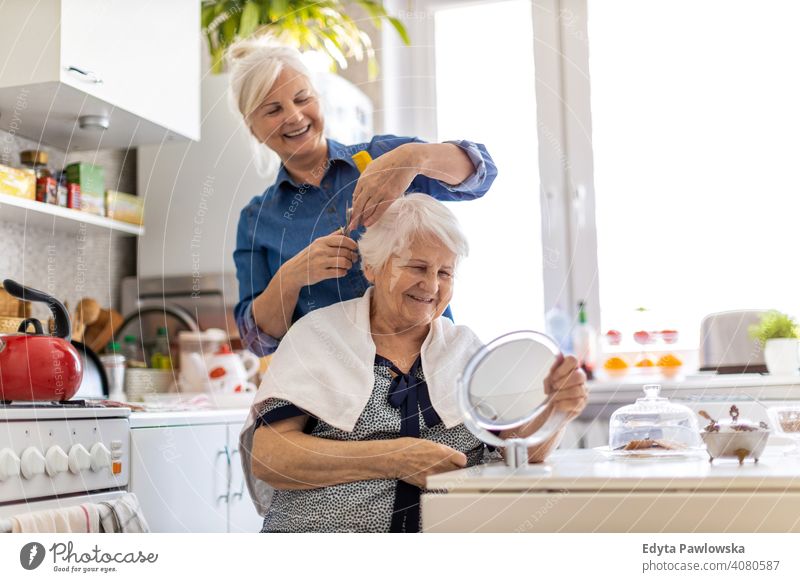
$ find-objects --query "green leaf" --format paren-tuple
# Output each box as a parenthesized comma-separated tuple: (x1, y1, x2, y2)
(387, 16, 410, 45)
(221, 9, 240, 44)
(201, 4, 218, 29)
(268, 0, 289, 21)
(239, 1, 261, 37)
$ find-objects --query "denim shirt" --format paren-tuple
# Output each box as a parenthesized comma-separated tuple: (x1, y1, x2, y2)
(233, 134, 497, 356)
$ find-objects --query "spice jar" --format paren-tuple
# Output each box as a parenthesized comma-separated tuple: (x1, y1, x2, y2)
(20, 150, 58, 205)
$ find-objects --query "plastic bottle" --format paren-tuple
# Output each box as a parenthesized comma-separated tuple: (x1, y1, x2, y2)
(100, 341, 127, 401)
(572, 300, 598, 380)
(545, 303, 573, 353)
(122, 334, 145, 366)
(150, 327, 172, 369)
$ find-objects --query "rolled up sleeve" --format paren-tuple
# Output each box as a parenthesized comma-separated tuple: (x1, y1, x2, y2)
(236, 301, 280, 357)
(439, 139, 496, 196)
(369, 134, 497, 202)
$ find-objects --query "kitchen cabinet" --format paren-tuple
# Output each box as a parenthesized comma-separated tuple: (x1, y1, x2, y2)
(129, 410, 263, 533)
(422, 448, 800, 532)
(0, 0, 199, 150)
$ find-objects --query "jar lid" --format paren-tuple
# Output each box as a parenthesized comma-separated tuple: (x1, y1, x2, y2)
(608, 384, 703, 452)
(20, 150, 48, 166)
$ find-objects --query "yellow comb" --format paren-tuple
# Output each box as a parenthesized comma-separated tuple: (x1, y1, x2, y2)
(351, 150, 373, 173)
(343, 151, 374, 234)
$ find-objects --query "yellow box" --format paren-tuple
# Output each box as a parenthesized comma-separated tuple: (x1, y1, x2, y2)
(0, 164, 35, 200)
(105, 190, 144, 225)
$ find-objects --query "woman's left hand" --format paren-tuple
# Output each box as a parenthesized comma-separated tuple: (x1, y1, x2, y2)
(543, 354, 588, 423)
(349, 145, 418, 230)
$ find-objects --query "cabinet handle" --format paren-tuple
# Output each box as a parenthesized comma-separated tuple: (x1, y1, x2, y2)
(65, 65, 103, 84)
(229, 448, 244, 501)
(217, 447, 231, 504)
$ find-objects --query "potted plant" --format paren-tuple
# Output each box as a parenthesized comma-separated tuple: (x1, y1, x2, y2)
(201, 0, 410, 75)
(749, 310, 800, 375)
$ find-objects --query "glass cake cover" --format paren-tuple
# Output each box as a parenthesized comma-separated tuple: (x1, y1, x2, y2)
(608, 384, 703, 455)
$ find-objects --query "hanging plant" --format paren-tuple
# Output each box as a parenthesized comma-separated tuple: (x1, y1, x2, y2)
(202, 0, 411, 76)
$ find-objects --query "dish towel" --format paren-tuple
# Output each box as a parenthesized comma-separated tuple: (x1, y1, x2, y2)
(239, 287, 485, 516)
(11, 503, 100, 533)
(98, 493, 150, 533)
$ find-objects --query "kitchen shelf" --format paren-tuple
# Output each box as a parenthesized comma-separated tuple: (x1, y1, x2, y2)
(0, 193, 143, 237)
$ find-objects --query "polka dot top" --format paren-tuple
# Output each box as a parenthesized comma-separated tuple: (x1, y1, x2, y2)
(253, 354, 495, 532)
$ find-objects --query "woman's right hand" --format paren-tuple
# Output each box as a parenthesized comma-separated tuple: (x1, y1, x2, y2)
(285, 231, 359, 287)
(391, 437, 468, 488)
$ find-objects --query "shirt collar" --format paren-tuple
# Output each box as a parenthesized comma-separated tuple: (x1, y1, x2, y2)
(275, 138, 359, 188)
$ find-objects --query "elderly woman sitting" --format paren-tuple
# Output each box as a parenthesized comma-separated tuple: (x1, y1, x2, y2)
(239, 194, 587, 533)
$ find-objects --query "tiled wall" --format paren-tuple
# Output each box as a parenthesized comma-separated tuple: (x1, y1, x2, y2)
(0, 129, 137, 321)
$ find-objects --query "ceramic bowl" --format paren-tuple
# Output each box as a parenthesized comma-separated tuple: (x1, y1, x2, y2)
(701, 430, 770, 464)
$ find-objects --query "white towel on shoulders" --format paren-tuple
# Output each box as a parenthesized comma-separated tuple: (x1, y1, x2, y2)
(238, 287, 484, 516)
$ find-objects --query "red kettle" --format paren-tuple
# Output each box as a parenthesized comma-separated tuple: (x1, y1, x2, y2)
(0, 279, 83, 402)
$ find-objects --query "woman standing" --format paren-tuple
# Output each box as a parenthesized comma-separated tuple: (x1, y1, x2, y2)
(230, 38, 497, 355)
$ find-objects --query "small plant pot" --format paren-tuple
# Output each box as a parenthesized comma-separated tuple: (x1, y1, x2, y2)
(764, 338, 800, 375)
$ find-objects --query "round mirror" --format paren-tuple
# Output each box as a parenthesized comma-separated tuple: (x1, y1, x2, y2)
(459, 330, 566, 468)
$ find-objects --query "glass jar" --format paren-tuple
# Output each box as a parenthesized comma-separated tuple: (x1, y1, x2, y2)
(608, 384, 703, 454)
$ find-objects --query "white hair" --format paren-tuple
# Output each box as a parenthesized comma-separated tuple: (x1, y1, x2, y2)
(359, 194, 469, 274)
(226, 36, 316, 176)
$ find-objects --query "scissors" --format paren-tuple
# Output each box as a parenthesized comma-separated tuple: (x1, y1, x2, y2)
(340, 202, 353, 236)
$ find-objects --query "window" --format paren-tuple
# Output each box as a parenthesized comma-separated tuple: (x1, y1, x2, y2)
(588, 0, 800, 349)
(434, 0, 545, 342)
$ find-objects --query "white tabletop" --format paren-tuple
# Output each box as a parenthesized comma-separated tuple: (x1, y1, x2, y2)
(426, 447, 800, 492)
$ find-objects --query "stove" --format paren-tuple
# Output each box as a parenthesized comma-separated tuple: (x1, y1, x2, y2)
(0, 400, 131, 518)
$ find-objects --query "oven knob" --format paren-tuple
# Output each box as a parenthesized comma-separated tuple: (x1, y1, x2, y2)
(68, 444, 91, 474)
(89, 443, 111, 472)
(45, 446, 70, 477)
(20, 447, 46, 480)
(0, 448, 21, 481)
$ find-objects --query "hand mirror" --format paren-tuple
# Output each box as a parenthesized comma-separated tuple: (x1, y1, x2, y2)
(458, 330, 566, 468)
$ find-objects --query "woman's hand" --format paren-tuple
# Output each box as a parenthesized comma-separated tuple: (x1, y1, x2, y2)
(285, 231, 359, 287)
(543, 354, 588, 423)
(391, 437, 467, 488)
(349, 144, 418, 229)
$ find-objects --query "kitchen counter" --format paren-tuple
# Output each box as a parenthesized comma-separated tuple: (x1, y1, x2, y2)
(422, 447, 800, 532)
(129, 408, 249, 429)
(584, 373, 800, 420)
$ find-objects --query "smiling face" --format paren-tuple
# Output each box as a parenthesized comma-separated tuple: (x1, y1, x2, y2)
(248, 67, 326, 164)
(365, 237, 456, 333)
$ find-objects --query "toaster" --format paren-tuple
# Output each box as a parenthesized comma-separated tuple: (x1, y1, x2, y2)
(699, 310, 767, 373)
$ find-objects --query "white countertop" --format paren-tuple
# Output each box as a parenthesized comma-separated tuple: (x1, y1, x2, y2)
(426, 447, 800, 492)
(586, 373, 800, 413)
(129, 408, 249, 429)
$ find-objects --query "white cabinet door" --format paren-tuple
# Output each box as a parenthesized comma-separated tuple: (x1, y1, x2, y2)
(60, 0, 199, 140)
(130, 424, 228, 533)
(0, 0, 199, 149)
(227, 423, 265, 532)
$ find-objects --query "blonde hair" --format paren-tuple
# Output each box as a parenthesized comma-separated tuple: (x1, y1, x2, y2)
(226, 36, 316, 175)
(359, 194, 469, 275)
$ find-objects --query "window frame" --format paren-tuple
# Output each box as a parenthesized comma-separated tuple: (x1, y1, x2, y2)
(381, 0, 599, 329)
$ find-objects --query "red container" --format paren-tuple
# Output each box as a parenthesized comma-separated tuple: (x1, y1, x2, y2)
(67, 183, 81, 209)
(36, 176, 58, 204)
(0, 334, 82, 401)
(0, 279, 82, 402)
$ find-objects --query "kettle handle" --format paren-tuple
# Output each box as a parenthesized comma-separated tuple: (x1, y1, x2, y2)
(3, 279, 72, 339)
(239, 351, 260, 380)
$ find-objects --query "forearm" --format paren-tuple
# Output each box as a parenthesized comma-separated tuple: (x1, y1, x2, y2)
(403, 142, 474, 186)
(251, 262, 303, 340)
(253, 428, 403, 490)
